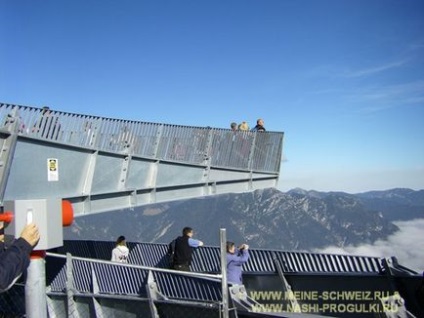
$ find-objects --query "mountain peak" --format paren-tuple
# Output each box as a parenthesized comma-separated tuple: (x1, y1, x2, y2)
(64, 187, 424, 251)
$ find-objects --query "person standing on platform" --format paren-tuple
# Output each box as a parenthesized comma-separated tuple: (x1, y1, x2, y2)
(251, 118, 266, 132)
(172, 227, 204, 271)
(226, 241, 250, 285)
(238, 121, 249, 131)
(111, 235, 129, 263)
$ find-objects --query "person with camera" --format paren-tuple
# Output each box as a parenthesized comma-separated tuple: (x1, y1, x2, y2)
(226, 241, 250, 285)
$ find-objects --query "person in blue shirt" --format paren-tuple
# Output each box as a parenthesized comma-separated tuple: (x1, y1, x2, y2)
(0, 223, 40, 292)
(226, 241, 249, 285)
(172, 227, 204, 271)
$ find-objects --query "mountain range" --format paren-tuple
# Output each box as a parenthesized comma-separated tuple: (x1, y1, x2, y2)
(63, 187, 424, 252)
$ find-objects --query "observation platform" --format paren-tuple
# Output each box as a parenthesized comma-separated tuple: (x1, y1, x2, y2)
(0, 102, 284, 216)
(2, 240, 422, 318)
(0, 102, 422, 318)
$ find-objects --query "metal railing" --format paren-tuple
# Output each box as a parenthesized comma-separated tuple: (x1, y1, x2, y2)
(1, 229, 232, 318)
(47, 252, 223, 299)
(57, 240, 385, 274)
(0, 102, 283, 173)
(42, 252, 226, 317)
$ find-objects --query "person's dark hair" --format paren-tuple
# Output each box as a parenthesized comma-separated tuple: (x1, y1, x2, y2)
(226, 241, 235, 253)
(182, 227, 193, 236)
(116, 235, 126, 245)
(42, 106, 50, 114)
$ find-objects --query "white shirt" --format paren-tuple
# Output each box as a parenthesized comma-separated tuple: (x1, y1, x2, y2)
(111, 245, 129, 263)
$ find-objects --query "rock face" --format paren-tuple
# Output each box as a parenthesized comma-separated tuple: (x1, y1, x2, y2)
(64, 188, 423, 251)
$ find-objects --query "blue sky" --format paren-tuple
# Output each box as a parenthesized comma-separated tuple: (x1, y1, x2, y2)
(1, 0, 423, 193)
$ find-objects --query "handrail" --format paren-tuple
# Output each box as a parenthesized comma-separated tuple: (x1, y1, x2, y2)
(46, 251, 222, 281)
(0, 102, 283, 173)
(58, 240, 386, 274)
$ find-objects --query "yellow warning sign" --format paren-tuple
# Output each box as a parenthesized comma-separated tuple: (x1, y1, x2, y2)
(47, 158, 59, 181)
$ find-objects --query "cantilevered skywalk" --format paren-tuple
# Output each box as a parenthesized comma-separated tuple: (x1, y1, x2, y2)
(2, 103, 422, 318)
(0, 102, 284, 216)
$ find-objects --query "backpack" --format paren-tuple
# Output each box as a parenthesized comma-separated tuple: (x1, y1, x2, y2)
(167, 239, 177, 268)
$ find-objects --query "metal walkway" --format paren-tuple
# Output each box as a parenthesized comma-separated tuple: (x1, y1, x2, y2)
(0, 102, 284, 216)
(1, 240, 421, 318)
(1, 240, 415, 318)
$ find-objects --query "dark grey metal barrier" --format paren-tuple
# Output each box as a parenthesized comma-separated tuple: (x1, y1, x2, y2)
(47, 253, 222, 300)
(58, 240, 384, 274)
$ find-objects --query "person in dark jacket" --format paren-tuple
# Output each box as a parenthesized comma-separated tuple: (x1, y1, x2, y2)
(172, 227, 204, 271)
(226, 241, 249, 285)
(251, 118, 266, 132)
(0, 223, 40, 292)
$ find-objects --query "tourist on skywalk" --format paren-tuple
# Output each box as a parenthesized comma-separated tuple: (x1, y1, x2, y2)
(238, 121, 249, 131)
(226, 241, 249, 285)
(251, 118, 266, 132)
(0, 223, 40, 292)
(2, 110, 26, 133)
(172, 227, 204, 272)
(32, 106, 61, 139)
(111, 235, 129, 263)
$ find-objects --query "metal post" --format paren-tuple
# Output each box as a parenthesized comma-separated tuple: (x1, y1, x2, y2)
(25, 251, 47, 318)
(220, 228, 229, 318)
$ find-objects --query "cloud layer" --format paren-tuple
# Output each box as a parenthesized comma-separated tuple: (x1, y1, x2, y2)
(315, 219, 424, 273)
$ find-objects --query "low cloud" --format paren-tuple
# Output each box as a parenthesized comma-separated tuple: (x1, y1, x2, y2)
(315, 219, 424, 273)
